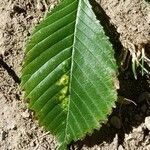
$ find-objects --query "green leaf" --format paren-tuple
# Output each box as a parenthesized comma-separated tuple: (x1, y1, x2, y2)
(21, 0, 118, 149)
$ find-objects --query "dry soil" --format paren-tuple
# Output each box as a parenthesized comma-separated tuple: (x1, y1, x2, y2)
(0, 0, 150, 150)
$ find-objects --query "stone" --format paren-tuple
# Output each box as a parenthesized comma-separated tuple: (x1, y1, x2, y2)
(145, 117, 150, 130)
(21, 109, 30, 118)
(118, 145, 124, 150)
(0, 130, 7, 141)
(30, 141, 36, 147)
(141, 104, 147, 113)
(7, 122, 17, 130)
(110, 116, 122, 129)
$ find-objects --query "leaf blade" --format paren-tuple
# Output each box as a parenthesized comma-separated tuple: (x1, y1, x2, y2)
(22, 0, 118, 148)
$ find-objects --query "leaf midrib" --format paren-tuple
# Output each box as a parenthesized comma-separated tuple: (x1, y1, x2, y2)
(64, 0, 81, 144)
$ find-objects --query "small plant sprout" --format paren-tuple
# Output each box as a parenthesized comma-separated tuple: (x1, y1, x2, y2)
(124, 41, 150, 79)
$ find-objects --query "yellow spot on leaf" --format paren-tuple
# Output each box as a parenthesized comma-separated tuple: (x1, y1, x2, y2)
(59, 86, 68, 101)
(61, 96, 69, 111)
(56, 74, 70, 110)
(57, 86, 69, 111)
(57, 74, 69, 86)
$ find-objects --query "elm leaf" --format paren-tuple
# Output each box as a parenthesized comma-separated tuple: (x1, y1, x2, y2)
(21, 0, 118, 149)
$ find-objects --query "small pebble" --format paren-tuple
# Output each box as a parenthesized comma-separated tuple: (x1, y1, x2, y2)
(110, 116, 122, 129)
(37, 1, 43, 10)
(133, 126, 143, 132)
(118, 145, 124, 150)
(145, 117, 150, 130)
(49, 4, 55, 10)
(141, 104, 147, 113)
(21, 109, 30, 118)
(0, 130, 7, 141)
(37, 1, 45, 11)
(125, 133, 133, 141)
(7, 122, 17, 130)
(30, 141, 36, 147)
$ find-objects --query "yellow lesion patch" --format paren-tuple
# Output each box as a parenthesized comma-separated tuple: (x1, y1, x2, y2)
(61, 96, 69, 111)
(57, 86, 69, 111)
(56, 74, 69, 86)
(56, 74, 70, 111)
(59, 86, 68, 100)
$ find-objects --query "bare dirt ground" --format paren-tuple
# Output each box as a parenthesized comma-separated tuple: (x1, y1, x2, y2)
(0, 0, 150, 150)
